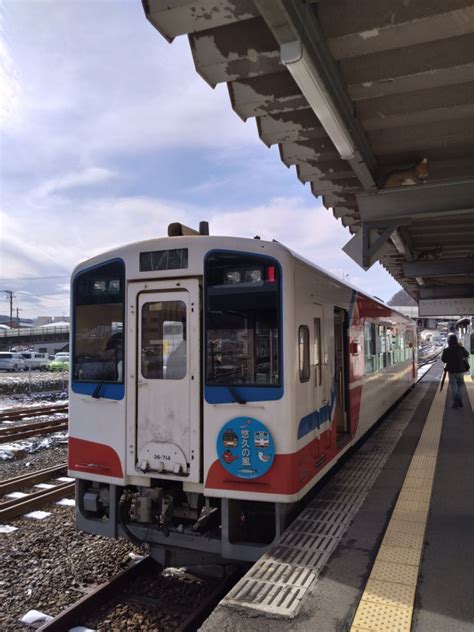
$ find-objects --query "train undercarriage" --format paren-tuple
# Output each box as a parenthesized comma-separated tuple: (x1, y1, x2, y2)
(76, 479, 294, 566)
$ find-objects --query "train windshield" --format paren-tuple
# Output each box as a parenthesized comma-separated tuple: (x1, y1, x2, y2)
(205, 252, 280, 386)
(73, 260, 125, 383)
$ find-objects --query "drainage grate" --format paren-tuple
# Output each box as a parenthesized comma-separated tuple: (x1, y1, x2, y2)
(220, 382, 430, 618)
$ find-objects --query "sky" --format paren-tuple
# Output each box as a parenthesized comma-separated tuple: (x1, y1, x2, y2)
(0, 0, 402, 320)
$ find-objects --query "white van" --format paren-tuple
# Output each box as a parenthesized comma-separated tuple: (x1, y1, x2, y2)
(20, 352, 49, 370)
(0, 352, 26, 372)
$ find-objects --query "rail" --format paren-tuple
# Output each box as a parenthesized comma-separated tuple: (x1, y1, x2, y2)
(0, 480, 74, 521)
(38, 558, 159, 631)
(38, 557, 243, 632)
(0, 404, 68, 423)
(0, 464, 67, 495)
(0, 418, 68, 443)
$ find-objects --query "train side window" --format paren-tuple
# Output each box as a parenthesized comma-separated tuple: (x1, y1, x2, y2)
(378, 325, 386, 369)
(386, 328, 394, 366)
(364, 322, 377, 373)
(314, 318, 322, 386)
(299, 325, 310, 382)
(396, 332, 404, 363)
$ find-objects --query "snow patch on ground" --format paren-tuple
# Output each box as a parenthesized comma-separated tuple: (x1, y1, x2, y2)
(24, 510, 52, 520)
(19, 609, 54, 625)
(0, 524, 18, 533)
(0, 431, 68, 461)
(56, 498, 76, 506)
(5, 491, 28, 499)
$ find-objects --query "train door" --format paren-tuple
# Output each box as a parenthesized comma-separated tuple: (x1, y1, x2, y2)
(334, 307, 350, 444)
(131, 280, 201, 483)
(312, 305, 327, 460)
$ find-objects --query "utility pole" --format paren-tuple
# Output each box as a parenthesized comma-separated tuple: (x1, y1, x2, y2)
(16, 307, 21, 324)
(2, 290, 15, 328)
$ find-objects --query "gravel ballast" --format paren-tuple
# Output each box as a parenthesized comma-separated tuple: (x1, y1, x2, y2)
(0, 376, 220, 630)
(1, 504, 141, 630)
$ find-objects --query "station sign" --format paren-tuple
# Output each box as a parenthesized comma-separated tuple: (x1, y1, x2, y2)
(419, 298, 474, 317)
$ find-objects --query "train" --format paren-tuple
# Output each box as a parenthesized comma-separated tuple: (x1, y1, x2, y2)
(68, 223, 417, 566)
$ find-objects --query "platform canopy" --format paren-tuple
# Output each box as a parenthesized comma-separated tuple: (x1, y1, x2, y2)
(143, 0, 474, 316)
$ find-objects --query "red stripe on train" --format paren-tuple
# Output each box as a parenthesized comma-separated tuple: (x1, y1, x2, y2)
(206, 385, 363, 495)
(68, 437, 123, 478)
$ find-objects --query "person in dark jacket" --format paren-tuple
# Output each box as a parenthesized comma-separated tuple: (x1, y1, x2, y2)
(441, 333, 469, 408)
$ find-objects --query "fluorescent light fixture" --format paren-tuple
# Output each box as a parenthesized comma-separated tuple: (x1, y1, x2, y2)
(281, 40, 356, 161)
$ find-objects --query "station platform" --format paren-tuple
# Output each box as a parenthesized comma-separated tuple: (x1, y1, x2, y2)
(201, 363, 474, 632)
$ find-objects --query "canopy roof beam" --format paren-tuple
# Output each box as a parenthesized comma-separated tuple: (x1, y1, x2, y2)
(419, 285, 474, 300)
(403, 257, 474, 278)
(357, 179, 474, 222)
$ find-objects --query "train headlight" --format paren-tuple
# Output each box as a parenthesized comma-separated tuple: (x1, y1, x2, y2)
(244, 269, 263, 283)
(224, 271, 241, 284)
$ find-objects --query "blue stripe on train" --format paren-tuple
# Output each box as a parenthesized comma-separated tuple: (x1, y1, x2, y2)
(71, 381, 124, 400)
(297, 387, 336, 439)
(205, 384, 283, 404)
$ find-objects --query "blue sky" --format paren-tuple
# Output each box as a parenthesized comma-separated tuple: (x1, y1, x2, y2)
(0, 0, 402, 319)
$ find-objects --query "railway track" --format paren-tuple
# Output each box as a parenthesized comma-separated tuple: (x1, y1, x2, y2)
(0, 418, 69, 443)
(0, 464, 73, 522)
(0, 403, 68, 423)
(39, 556, 243, 632)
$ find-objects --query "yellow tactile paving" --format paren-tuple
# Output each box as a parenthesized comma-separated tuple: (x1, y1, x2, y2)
(350, 375, 448, 631)
(400, 477, 433, 492)
(376, 545, 422, 567)
(391, 507, 428, 524)
(384, 519, 425, 538)
(394, 498, 430, 513)
(363, 578, 416, 609)
(352, 600, 413, 631)
(381, 531, 424, 550)
(465, 375, 474, 409)
(396, 488, 431, 505)
(369, 559, 419, 586)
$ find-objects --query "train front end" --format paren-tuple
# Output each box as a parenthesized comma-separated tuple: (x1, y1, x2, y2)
(68, 233, 294, 565)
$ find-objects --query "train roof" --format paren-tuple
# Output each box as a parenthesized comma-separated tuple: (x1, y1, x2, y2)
(73, 232, 412, 322)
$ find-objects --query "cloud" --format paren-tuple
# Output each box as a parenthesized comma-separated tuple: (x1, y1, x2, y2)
(33, 167, 116, 198)
(1, 1, 258, 177)
(0, 14, 21, 129)
(0, 1, 402, 320)
(0, 191, 402, 319)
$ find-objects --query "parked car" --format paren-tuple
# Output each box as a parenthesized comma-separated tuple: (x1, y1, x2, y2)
(20, 352, 49, 370)
(48, 354, 70, 371)
(0, 352, 26, 372)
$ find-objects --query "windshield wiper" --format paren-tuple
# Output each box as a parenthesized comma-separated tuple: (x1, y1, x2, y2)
(229, 386, 246, 404)
(92, 383, 104, 399)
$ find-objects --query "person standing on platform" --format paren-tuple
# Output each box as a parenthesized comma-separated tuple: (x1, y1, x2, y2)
(441, 333, 469, 408)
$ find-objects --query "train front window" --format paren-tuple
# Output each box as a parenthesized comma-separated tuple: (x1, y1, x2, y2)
(205, 252, 280, 386)
(73, 260, 125, 382)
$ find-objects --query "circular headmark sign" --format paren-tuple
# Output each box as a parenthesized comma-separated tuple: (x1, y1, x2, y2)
(217, 417, 275, 479)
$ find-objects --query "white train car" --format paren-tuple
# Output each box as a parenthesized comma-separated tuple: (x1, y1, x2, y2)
(68, 224, 416, 565)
